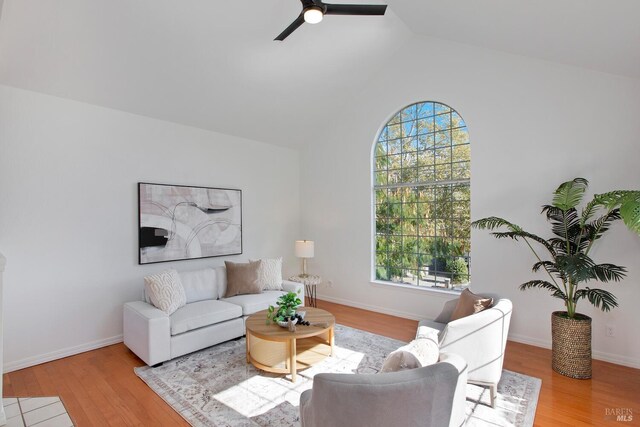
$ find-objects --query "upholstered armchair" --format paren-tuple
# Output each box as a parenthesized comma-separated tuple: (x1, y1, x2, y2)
(417, 294, 512, 407)
(299, 353, 468, 427)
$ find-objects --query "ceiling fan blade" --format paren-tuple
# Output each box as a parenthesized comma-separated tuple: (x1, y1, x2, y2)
(324, 3, 387, 16)
(275, 14, 305, 41)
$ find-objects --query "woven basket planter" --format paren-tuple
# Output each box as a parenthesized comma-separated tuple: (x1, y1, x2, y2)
(551, 311, 592, 379)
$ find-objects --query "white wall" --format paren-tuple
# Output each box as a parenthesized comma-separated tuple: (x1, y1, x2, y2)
(0, 85, 300, 371)
(301, 35, 640, 367)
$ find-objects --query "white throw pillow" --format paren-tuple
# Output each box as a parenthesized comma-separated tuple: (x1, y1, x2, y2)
(380, 333, 439, 373)
(144, 269, 187, 315)
(250, 257, 283, 290)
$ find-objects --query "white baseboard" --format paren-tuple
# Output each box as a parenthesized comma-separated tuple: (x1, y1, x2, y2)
(5, 309, 639, 372)
(317, 294, 424, 321)
(4, 335, 123, 373)
(320, 295, 640, 370)
(493, 333, 640, 369)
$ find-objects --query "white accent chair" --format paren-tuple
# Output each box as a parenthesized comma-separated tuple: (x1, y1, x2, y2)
(417, 295, 512, 407)
(299, 353, 468, 427)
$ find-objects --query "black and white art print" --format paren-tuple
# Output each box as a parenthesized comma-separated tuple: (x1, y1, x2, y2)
(138, 182, 242, 264)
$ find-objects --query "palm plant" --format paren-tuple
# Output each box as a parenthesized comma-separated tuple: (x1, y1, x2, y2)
(472, 178, 640, 318)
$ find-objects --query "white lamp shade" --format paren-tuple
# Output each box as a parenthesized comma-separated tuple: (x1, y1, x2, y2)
(295, 240, 315, 258)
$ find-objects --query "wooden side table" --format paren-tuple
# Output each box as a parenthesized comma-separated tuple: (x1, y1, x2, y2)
(288, 274, 321, 307)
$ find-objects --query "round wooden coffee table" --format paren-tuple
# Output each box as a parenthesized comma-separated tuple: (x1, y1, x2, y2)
(245, 307, 335, 382)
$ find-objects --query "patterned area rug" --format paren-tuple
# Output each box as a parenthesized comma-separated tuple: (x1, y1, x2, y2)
(135, 325, 540, 426)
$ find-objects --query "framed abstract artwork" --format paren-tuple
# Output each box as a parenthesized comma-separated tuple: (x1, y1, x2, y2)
(138, 182, 242, 264)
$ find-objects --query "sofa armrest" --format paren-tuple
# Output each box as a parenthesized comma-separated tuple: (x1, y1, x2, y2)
(282, 280, 305, 306)
(123, 301, 171, 366)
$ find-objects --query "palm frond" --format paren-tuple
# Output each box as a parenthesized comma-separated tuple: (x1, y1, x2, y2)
(591, 263, 627, 282)
(619, 192, 640, 235)
(574, 288, 618, 312)
(555, 253, 596, 282)
(595, 190, 634, 210)
(541, 205, 565, 222)
(473, 217, 556, 256)
(552, 209, 581, 241)
(520, 280, 567, 300)
(580, 197, 601, 228)
(471, 217, 521, 231)
(532, 260, 559, 274)
(552, 178, 589, 211)
(583, 209, 621, 244)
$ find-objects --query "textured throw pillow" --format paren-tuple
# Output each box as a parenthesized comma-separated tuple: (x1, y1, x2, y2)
(144, 269, 187, 315)
(250, 257, 283, 290)
(449, 288, 493, 321)
(380, 333, 439, 373)
(224, 260, 262, 297)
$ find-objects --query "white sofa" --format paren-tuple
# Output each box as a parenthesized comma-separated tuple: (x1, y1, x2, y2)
(123, 265, 304, 366)
(416, 294, 512, 407)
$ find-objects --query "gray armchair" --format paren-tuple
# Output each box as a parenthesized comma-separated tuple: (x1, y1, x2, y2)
(299, 353, 468, 427)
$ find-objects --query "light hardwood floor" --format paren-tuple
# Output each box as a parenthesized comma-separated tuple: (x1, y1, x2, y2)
(4, 300, 639, 426)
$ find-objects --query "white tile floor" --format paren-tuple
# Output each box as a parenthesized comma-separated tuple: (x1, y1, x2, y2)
(3, 397, 73, 427)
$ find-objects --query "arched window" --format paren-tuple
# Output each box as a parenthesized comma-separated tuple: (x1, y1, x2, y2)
(373, 102, 470, 291)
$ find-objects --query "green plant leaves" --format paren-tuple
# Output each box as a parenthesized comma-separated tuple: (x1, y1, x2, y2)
(552, 178, 588, 211)
(267, 291, 301, 324)
(471, 216, 522, 231)
(591, 263, 627, 282)
(619, 192, 640, 234)
(574, 288, 618, 311)
(473, 177, 638, 318)
(519, 280, 567, 300)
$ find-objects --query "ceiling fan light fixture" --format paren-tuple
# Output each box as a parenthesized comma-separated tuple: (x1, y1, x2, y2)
(303, 6, 324, 24)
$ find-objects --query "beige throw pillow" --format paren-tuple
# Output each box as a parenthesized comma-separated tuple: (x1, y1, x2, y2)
(449, 288, 493, 321)
(144, 269, 187, 315)
(250, 257, 283, 290)
(224, 260, 262, 297)
(380, 331, 439, 373)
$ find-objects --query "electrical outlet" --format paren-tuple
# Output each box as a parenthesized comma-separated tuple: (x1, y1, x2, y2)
(606, 324, 616, 337)
(327, 280, 333, 287)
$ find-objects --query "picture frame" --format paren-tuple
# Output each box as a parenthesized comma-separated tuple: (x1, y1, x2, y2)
(138, 182, 242, 265)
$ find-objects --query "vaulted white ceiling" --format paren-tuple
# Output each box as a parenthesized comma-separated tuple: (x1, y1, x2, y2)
(1, 1, 638, 148)
(387, 0, 640, 80)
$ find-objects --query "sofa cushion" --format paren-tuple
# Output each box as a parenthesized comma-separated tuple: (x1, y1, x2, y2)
(214, 265, 227, 297)
(179, 268, 218, 303)
(221, 290, 286, 316)
(144, 269, 187, 315)
(450, 289, 493, 321)
(250, 257, 283, 290)
(224, 260, 262, 297)
(170, 300, 242, 336)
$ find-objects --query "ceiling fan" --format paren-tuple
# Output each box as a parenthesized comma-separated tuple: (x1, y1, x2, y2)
(275, 0, 388, 41)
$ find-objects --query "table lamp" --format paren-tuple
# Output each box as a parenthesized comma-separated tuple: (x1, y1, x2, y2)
(295, 240, 314, 278)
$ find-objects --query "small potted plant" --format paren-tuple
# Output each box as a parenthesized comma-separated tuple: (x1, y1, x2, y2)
(267, 291, 303, 326)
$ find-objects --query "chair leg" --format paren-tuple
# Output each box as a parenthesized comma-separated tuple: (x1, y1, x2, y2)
(490, 383, 497, 408)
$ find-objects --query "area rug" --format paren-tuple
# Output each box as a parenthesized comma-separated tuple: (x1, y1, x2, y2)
(135, 325, 540, 426)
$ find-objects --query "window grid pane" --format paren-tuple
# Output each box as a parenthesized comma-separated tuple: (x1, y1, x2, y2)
(373, 102, 470, 291)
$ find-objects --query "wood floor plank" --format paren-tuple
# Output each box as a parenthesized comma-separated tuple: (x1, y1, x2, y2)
(3, 299, 638, 426)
